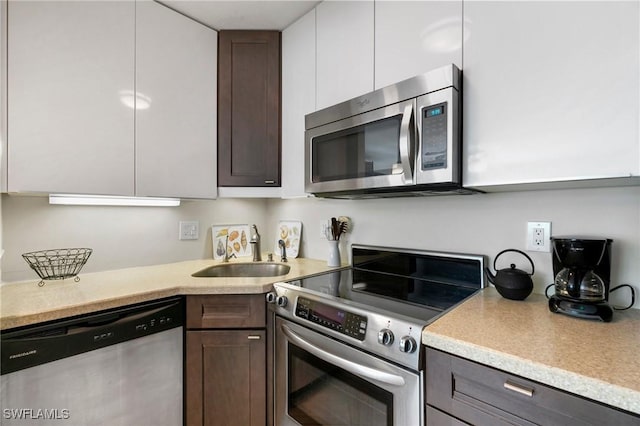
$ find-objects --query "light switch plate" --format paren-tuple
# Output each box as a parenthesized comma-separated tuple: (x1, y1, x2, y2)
(179, 221, 199, 240)
(526, 221, 551, 252)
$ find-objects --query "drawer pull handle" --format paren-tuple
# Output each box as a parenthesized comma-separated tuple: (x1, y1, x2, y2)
(504, 380, 534, 397)
(247, 335, 261, 340)
(264, 180, 275, 184)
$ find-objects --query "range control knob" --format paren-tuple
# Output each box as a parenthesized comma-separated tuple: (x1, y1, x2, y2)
(399, 336, 417, 353)
(276, 295, 288, 307)
(377, 329, 394, 346)
(265, 292, 277, 304)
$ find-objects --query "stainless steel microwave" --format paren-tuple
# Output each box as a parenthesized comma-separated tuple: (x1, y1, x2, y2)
(305, 64, 471, 198)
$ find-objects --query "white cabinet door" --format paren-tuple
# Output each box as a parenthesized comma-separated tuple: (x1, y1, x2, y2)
(316, 0, 374, 110)
(7, 1, 135, 195)
(1, 0, 7, 193)
(135, 1, 217, 199)
(281, 9, 316, 198)
(463, 1, 640, 190)
(374, 1, 463, 89)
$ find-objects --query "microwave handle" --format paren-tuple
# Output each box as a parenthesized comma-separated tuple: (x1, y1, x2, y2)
(398, 103, 414, 183)
(281, 323, 406, 387)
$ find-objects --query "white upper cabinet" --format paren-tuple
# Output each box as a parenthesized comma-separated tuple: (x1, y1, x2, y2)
(1, 0, 7, 193)
(281, 9, 316, 198)
(463, 1, 640, 190)
(316, 0, 374, 110)
(135, 1, 217, 199)
(7, 1, 135, 195)
(374, 1, 462, 89)
(5, 1, 218, 198)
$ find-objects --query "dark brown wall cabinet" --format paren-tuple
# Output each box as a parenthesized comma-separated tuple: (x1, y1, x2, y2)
(186, 295, 266, 426)
(218, 30, 281, 187)
(425, 348, 640, 426)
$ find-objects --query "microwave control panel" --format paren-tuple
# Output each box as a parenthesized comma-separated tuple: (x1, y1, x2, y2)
(421, 102, 448, 170)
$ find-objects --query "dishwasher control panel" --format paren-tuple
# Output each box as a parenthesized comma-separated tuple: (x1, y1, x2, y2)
(134, 314, 176, 333)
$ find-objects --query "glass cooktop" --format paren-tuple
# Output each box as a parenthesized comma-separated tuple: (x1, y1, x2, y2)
(286, 246, 485, 322)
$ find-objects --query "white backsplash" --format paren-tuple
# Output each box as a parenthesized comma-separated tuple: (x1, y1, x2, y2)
(0, 195, 268, 283)
(2, 186, 639, 309)
(266, 186, 640, 309)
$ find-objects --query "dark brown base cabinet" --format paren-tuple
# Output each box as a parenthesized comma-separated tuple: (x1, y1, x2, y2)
(425, 348, 640, 426)
(186, 295, 267, 426)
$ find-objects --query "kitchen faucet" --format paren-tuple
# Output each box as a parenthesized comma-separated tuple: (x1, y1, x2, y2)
(222, 235, 236, 263)
(250, 224, 262, 262)
(278, 239, 287, 263)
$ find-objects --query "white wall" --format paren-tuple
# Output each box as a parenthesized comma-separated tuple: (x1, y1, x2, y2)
(3, 186, 639, 310)
(1, 195, 269, 282)
(0, 174, 3, 277)
(266, 186, 640, 309)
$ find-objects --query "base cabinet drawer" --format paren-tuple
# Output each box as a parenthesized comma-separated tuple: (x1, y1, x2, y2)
(186, 294, 266, 329)
(426, 348, 639, 426)
(426, 406, 469, 426)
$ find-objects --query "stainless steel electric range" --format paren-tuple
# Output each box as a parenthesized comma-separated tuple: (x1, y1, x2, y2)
(268, 245, 486, 426)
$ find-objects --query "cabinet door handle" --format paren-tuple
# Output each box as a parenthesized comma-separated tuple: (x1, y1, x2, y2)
(264, 180, 275, 184)
(247, 335, 261, 340)
(504, 380, 534, 397)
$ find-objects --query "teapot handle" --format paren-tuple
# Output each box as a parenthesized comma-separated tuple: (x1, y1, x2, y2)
(493, 249, 535, 276)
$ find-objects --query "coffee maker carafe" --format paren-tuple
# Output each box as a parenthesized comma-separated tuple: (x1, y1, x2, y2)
(549, 237, 614, 322)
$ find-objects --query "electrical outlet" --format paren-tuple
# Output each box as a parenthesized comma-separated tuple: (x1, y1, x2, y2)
(179, 221, 199, 240)
(320, 220, 329, 239)
(526, 221, 551, 252)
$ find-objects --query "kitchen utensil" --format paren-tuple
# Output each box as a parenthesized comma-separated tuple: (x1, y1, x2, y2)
(325, 216, 350, 241)
(331, 217, 339, 240)
(486, 249, 534, 300)
(337, 216, 351, 235)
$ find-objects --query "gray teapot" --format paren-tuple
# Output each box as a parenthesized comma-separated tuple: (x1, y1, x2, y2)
(486, 249, 534, 300)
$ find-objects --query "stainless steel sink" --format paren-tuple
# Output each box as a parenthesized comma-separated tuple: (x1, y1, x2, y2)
(191, 262, 291, 278)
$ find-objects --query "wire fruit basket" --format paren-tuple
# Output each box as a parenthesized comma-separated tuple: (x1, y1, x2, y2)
(22, 248, 93, 287)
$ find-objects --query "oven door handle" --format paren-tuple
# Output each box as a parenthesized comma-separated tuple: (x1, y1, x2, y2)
(281, 324, 406, 387)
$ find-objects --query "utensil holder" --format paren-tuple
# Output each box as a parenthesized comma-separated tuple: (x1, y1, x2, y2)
(327, 240, 341, 267)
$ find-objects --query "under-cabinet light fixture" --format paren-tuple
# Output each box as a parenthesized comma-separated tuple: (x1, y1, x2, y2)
(49, 194, 181, 207)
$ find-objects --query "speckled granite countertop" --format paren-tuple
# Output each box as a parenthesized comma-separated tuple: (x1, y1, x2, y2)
(422, 288, 640, 415)
(0, 257, 338, 330)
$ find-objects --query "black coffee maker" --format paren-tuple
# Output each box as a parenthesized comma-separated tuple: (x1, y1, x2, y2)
(548, 237, 614, 322)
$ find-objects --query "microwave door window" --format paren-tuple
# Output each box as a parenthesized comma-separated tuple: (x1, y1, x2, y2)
(365, 121, 401, 174)
(312, 116, 402, 183)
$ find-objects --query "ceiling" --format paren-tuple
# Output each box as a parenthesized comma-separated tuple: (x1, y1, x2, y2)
(159, 1, 321, 31)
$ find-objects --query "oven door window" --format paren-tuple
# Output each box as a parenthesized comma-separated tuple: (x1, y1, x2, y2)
(288, 343, 393, 426)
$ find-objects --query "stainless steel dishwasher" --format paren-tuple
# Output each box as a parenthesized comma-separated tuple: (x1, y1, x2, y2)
(1, 297, 184, 426)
